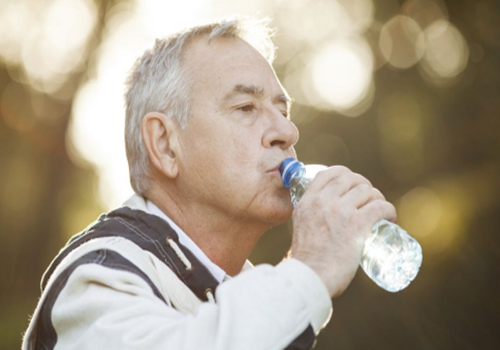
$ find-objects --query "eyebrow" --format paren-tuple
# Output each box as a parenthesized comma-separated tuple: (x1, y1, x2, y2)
(233, 84, 264, 97)
(223, 84, 292, 109)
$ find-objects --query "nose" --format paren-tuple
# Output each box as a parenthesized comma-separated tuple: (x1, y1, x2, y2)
(262, 108, 299, 150)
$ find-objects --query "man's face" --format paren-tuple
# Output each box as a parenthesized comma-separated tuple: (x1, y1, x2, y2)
(176, 36, 298, 227)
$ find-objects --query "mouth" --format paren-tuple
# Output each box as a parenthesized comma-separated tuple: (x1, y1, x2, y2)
(267, 163, 280, 172)
(267, 156, 297, 174)
(266, 163, 283, 177)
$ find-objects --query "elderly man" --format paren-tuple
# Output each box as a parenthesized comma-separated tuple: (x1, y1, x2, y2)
(23, 18, 396, 350)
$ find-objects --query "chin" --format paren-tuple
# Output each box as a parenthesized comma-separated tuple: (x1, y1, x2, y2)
(261, 201, 294, 226)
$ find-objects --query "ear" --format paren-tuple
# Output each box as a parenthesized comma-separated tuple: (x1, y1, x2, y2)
(141, 112, 180, 179)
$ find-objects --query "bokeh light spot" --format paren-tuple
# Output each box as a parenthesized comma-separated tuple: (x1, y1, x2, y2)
(19, 0, 97, 94)
(420, 20, 469, 84)
(399, 187, 442, 239)
(0, 1, 33, 64)
(311, 38, 373, 113)
(336, 0, 375, 34)
(277, 0, 374, 46)
(402, 0, 448, 30)
(379, 15, 425, 69)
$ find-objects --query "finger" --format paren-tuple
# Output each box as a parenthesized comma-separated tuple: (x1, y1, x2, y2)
(358, 199, 398, 227)
(307, 168, 371, 198)
(304, 166, 350, 195)
(343, 184, 385, 209)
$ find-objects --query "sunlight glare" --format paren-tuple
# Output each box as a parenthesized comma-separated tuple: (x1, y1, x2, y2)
(69, 0, 207, 209)
(137, 0, 210, 37)
(69, 12, 150, 209)
(337, 0, 375, 34)
(0, 1, 33, 64)
(43, 0, 96, 74)
(20, 0, 97, 94)
(311, 38, 373, 113)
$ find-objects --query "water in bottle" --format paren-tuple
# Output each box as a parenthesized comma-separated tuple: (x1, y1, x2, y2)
(279, 158, 423, 292)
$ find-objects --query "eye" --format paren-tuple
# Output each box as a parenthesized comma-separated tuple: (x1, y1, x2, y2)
(238, 103, 255, 112)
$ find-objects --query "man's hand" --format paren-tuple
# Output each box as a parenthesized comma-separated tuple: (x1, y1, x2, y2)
(289, 166, 397, 298)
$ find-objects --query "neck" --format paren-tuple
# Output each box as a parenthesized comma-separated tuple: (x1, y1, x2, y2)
(146, 186, 270, 276)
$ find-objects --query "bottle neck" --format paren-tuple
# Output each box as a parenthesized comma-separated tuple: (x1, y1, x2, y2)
(289, 167, 306, 186)
(280, 159, 305, 189)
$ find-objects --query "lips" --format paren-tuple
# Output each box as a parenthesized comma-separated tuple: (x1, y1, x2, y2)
(266, 161, 281, 173)
(267, 157, 296, 174)
(267, 164, 280, 173)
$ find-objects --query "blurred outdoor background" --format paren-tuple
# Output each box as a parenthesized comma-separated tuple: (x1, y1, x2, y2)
(1, 0, 499, 349)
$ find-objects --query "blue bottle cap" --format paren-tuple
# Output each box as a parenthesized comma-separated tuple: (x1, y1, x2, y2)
(279, 158, 304, 188)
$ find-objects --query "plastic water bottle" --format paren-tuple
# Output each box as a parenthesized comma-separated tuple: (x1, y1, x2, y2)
(280, 158, 423, 292)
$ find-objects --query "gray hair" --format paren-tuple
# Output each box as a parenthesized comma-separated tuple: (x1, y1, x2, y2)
(124, 17, 277, 195)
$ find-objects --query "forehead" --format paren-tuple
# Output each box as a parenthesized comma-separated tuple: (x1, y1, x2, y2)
(182, 36, 282, 102)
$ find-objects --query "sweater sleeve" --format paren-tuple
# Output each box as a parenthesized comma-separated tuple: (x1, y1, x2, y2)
(44, 249, 332, 350)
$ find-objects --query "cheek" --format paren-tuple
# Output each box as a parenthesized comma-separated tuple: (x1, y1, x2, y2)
(188, 117, 263, 176)
(229, 126, 262, 158)
(188, 123, 225, 158)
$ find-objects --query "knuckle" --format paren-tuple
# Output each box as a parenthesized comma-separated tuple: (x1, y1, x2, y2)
(315, 166, 349, 182)
(353, 173, 371, 186)
(351, 183, 370, 196)
(383, 201, 396, 212)
(358, 183, 372, 192)
(313, 169, 328, 181)
(367, 199, 385, 213)
(332, 165, 349, 173)
(372, 187, 385, 200)
(375, 199, 390, 209)
(309, 195, 325, 210)
(328, 165, 350, 178)
(373, 200, 397, 219)
(327, 198, 343, 214)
